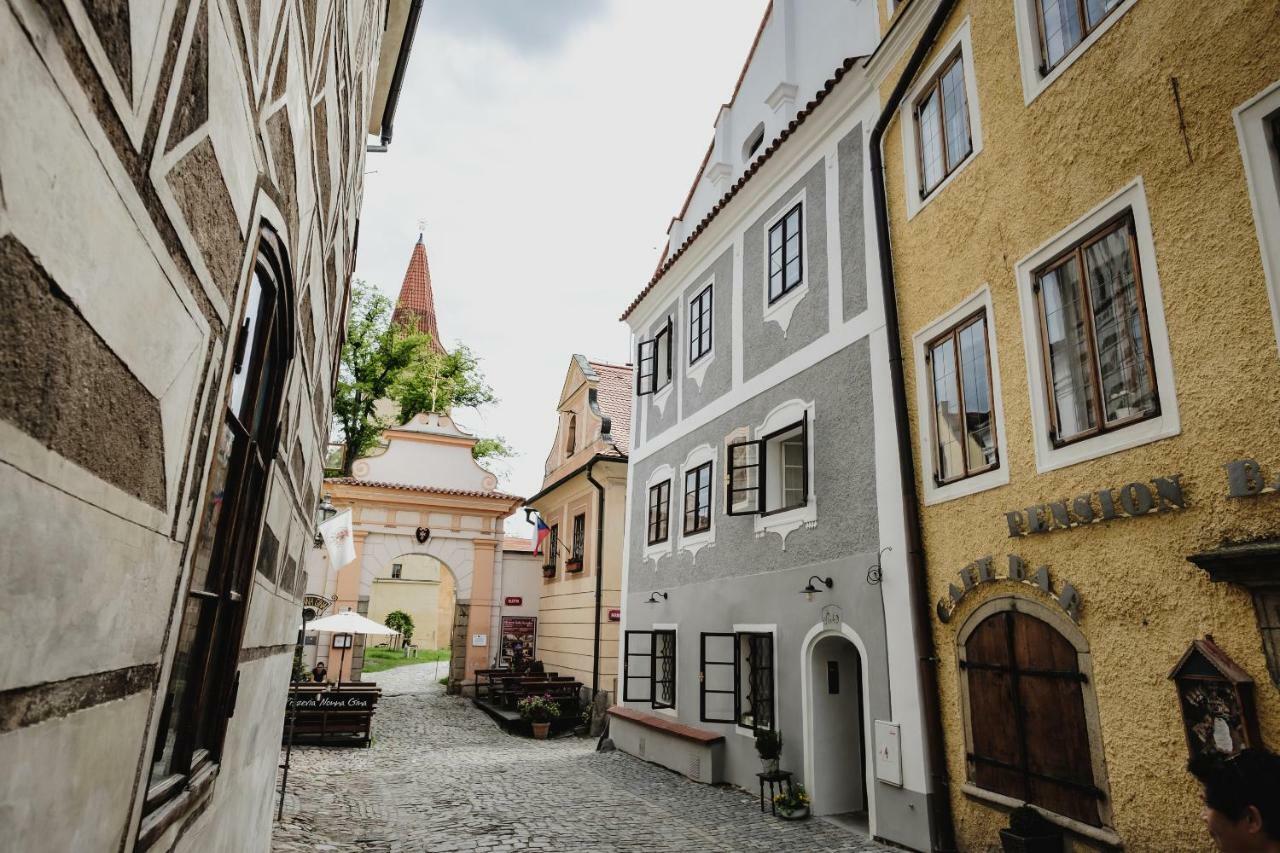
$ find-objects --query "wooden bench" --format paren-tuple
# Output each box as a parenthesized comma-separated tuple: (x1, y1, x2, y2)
(607, 706, 725, 783)
(283, 683, 382, 747)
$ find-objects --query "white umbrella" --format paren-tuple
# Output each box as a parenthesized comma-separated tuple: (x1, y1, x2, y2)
(306, 608, 399, 690)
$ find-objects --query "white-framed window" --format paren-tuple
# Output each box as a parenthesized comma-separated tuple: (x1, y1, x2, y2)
(900, 18, 983, 219)
(678, 445, 716, 555)
(1012, 0, 1138, 105)
(1235, 78, 1280, 357)
(642, 464, 675, 562)
(1015, 178, 1179, 473)
(727, 399, 816, 544)
(637, 318, 673, 396)
(689, 283, 713, 365)
(913, 286, 1010, 504)
(761, 189, 809, 332)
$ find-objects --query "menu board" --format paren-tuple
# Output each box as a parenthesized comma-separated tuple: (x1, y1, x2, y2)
(500, 616, 538, 666)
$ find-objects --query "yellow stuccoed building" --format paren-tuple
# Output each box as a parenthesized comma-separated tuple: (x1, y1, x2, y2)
(875, 0, 1280, 849)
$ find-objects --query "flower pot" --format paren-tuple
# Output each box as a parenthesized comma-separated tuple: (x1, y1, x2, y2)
(531, 722, 550, 739)
(761, 758, 779, 775)
(778, 806, 809, 821)
(542, 566, 556, 578)
(566, 559, 583, 573)
(999, 828, 1062, 853)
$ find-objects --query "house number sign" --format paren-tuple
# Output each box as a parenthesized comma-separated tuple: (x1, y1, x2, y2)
(936, 555, 1081, 624)
(1003, 474, 1185, 538)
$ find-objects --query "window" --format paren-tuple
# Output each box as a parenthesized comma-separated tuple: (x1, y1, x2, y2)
(961, 606, 1107, 827)
(1035, 0, 1124, 73)
(647, 480, 671, 545)
(697, 631, 774, 730)
(623, 629, 677, 710)
(570, 513, 585, 567)
(915, 51, 972, 197)
(683, 462, 712, 535)
(141, 225, 293, 842)
(927, 311, 998, 484)
(565, 414, 576, 455)
(1235, 80, 1280, 356)
(544, 524, 558, 571)
(1033, 212, 1157, 447)
(743, 123, 766, 161)
(689, 284, 713, 364)
(636, 318, 673, 396)
(767, 203, 803, 303)
(727, 413, 808, 516)
(391, 563, 403, 579)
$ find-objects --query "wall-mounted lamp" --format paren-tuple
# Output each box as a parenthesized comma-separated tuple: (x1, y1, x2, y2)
(646, 591, 668, 604)
(801, 576, 834, 601)
(312, 494, 337, 547)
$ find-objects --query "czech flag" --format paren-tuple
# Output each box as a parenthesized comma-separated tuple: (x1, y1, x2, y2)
(534, 516, 551, 555)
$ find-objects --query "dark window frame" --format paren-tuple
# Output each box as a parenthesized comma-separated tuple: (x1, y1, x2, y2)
(726, 413, 809, 517)
(1034, 0, 1125, 76)
(913, 49, 973, 199)
(683, 461, 713, 535)
(140, 224, 294, 846)
(1031, 211, 1159, 448)
(689, 284, 713, 364)
(391, 563, 403, 579)
(699, 632, 739, 724)
(544, 524, 559, 572)
(925, 309, 999, 485)
(623, 630, 653, 703)
(647, 479, 671, 546)
(636, 318, 674, 396)
(767, 202, 804, 303)
(736, 631, 775, 732)
(653, 629, 677, 710)
(570, 513, 586, 567)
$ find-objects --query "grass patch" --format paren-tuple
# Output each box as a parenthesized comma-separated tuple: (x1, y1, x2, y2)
(362, 646, 450, 674)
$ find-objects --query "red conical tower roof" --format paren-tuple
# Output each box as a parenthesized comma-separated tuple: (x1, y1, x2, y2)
(392, 232, 444, 352)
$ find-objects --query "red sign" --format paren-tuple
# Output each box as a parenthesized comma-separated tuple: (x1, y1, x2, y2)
(608, 608, 621, 622)
(504, 596, 522, 606)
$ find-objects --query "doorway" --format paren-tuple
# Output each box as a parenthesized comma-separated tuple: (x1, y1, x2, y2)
(808, 634, 868, 824)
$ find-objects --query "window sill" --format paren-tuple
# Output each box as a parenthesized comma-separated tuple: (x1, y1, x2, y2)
(907, 151, 979, 221)
(679, 528, 714, 558)
(1015, 0, 1139, 107)
(687, 350, 715, 389)
(137, 761, 219, 850)
(762, 282, 808, 336)
(924, 465, 1009, 505)
(753, 502, 817, 549)
(652, 382, 674, 418)
(961, 782, 1122, 849)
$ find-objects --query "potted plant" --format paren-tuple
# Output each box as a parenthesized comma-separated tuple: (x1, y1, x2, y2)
(773, 784, 810, 820)
(999, 805, 1063, 853)
(755, 729, 782, 775)
(566, 555, 584, 573)
(517, 694, 560, 739)
(542, 563, 556, 579)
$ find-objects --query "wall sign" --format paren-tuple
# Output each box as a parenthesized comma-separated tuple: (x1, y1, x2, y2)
(471, 634, 487, 647)
(332, 633, 352, 648)
(936, 555, 1081, 624)
(821, 605, 843, 626)
(608, 608, 621, 622)
(302, 594, 333, 617)
(1004, 475, 1184, 538)
(1225, 458, 1280, 498)
(504, 596, 523, 606)
(874, 720, 903, 787)
(500, 616, 537, 666)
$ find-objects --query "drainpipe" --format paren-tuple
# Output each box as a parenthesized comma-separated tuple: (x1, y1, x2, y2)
(585, 458, 606, 698)
(869, 1, 959, 850)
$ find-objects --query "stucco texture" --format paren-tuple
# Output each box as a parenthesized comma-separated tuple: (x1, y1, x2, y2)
(882, 3, 1280, 851)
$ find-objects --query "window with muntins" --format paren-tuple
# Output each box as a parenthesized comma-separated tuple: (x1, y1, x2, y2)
(636, 319, 673, 396)
(689, 284, 713, 364)
(768, 203, 803, 303)
(963, 609, 1104, 826)
(570, 513, 585, 567)
(915, 51, 972, 197)
(1033, 212, 1158, 447)
(737, 632, 775, 731)
(727, 414, 808, 516)
(1036, 0, 1124, 73)
(544, 524, 558, 571)
(391, 563, 403, 579)
(647, 480, 670, 545)
(653, 630, 676, 709)
(624, 630, 677, 709)
(142, 225, 293, 841)
(927, 311, 998, 483)
(683, 461, 712, 535)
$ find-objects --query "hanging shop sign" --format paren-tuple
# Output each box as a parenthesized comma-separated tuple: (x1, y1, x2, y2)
(1225, 458, 1280, 498)
(936, 554, 1080, 624)
(302, 594, 333, 618)
(1004, 474, 1184, 538)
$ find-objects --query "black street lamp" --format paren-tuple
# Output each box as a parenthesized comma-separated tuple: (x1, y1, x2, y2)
(801, 576, 834, 601)
(312, 494, 337, 547)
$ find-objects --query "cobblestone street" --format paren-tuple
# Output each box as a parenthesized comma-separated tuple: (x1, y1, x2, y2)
(273, 663, 895, 852)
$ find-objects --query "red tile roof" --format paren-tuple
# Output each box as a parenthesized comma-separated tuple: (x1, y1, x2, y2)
(392, 233, 444, 352)
(326, 477, 523, 502)
(588, 360, 632, 454)
(621, 55, 865, 321)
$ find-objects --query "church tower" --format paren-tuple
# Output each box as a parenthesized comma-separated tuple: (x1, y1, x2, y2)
(391, 232, 445, 352)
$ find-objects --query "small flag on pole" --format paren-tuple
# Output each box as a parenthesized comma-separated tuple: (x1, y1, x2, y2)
(533, 516, 551, 556)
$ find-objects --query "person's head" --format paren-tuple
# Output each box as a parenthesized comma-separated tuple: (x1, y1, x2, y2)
(316, 661, 326, 671)
(1189, 748, 1280, 852)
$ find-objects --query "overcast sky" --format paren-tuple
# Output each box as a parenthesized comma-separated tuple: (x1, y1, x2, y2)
(355, 0, 771, 533)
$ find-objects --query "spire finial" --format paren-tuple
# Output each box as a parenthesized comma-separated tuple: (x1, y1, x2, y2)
(416, 218, 426, 243)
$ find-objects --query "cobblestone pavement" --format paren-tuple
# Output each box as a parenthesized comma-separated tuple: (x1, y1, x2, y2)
(273, 663, 895, 853)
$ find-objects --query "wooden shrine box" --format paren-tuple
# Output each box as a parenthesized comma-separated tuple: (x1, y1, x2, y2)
(1168, 637, 1262, 760)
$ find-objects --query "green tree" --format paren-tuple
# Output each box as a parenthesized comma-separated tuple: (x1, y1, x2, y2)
(332, 280, 511, 475)
(384, 610, 414, 645)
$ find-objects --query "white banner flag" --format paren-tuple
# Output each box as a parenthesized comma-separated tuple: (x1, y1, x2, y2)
(319, 509, 357, 568)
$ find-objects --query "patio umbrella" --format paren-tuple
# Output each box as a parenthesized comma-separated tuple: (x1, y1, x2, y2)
(307, 608, 399, 690)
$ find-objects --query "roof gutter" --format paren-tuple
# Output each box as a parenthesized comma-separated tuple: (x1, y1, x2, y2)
(585, 459, 607, 698)
(377, 0, 422, 146)
(868, 0, 958, 850)
(522, 453, 626, 507)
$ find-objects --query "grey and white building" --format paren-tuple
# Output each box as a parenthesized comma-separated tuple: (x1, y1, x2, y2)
(612, 3, 942, 850)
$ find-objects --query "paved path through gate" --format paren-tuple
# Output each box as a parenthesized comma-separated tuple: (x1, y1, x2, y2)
(273, 663, 894, 852)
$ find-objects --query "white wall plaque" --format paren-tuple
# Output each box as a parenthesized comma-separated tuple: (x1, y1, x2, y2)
(874, 720, 902, 787)
(471, 634, 488, 647)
